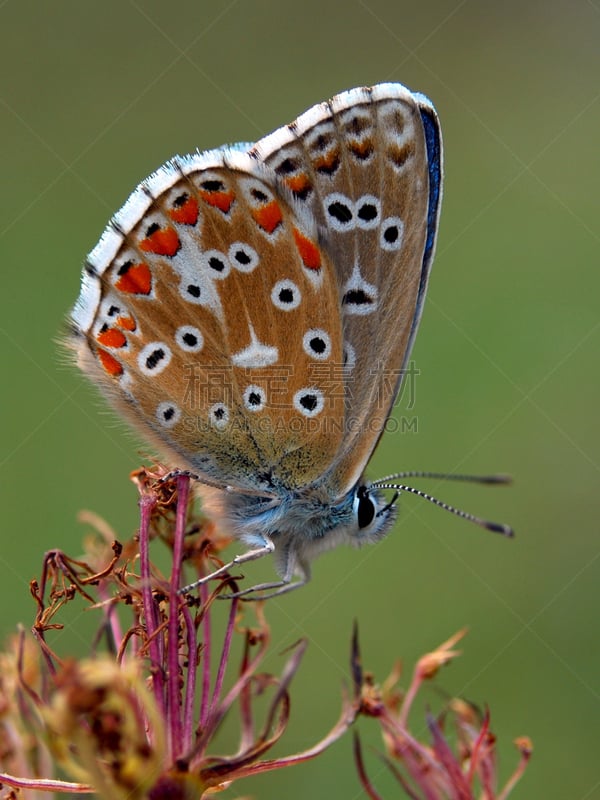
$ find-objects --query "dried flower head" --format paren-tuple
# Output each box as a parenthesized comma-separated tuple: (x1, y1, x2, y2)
(0, 467, 357, 799)
(352, 627, 532, 799)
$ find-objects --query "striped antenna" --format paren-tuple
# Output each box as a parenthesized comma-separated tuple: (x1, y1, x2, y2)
(372, 472, 514, 537)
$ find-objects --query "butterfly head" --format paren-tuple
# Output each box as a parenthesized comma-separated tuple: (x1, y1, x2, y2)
(351, 482, 399, 541)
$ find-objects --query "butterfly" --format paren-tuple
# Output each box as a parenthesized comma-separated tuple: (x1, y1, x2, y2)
(69, 83, 512, 599)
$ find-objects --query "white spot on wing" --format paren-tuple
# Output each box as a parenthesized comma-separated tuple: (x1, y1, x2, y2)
(324, 192, 355, 231)
(209, 403, 229, 430)
(170, 238, 223, 314)
(380, 216, 404, 251)
(138, 342, 172, 376)
(228, 242, 259, 273)
(243, 385, 266, 412)
(355, 195, 381, 230)
(156, 401, 181, 428)
(201, 249, 231, 279)
(293, 388, 324, 418)
(175, 325, 204, 353)
(271, 279, 301, 310)
(231, 324, 278, 368)
(342, 262, 378, 316)
(303, 329, 331, 361)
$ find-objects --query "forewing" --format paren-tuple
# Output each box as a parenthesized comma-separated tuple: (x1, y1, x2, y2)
(254, 83, 443, 495)
(70, 150, 345, 492)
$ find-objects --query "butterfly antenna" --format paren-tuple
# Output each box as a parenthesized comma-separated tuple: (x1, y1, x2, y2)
(373, 482, 514, 537)
(374, 471, 512, 485)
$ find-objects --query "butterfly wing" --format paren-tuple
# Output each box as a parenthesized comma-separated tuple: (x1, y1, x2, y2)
(70, 83, 441, 502)
(70, 150, 346, 492)
(254, 83, 443, 496)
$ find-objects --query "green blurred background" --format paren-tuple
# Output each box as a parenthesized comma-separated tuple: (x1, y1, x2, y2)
(1, 1, 598, 797)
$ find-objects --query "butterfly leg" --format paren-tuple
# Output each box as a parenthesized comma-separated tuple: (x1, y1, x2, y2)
(178, 537, 275, 595)
(222, 577, 307, 601)
(219, 554, 311, 601)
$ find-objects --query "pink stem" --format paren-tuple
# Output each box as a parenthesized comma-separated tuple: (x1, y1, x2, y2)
(167, 475, 190, 759)
(0, 773, 94, 794)
(497, 743, 532, 800)
(209, 596, 239, 720)
(354, 733, 384, 800)
(98, 584, 123, 655)
(190, 627, 269, 764)
(181, 602, 197, 754)
(221, 696, 358, 779)
(199, 583, 211, 729)
(466, 710, 490, 786)
(398, 671, 422, 729)
(138, 493, 164, 714)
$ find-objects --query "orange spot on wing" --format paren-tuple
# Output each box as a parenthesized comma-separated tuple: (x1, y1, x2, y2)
(117, 315, 136, 331)
(96, 327, 127, 348)
(252, 200, 283, 233)
(284, 174, 311, 195)
(348, 139, 373, 159)
(293, 228, 321, 271)
(199, 189, 234, 213)
(115, 262, 152, 295)
(98, 349, 123, 377)
(169, 195, 199, 225)
(314, 149, 340, 172)
(140, 226, 180, 257)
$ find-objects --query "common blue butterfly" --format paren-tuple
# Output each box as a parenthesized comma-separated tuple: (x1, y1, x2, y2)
(70, 83, 511, 599)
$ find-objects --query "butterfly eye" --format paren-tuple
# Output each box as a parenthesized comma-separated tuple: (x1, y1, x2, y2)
(356, 486, 376, 529)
